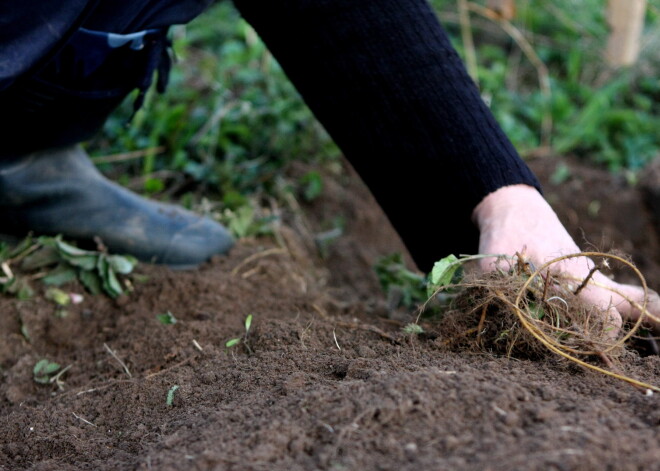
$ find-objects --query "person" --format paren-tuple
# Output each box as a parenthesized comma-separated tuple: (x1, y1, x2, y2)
(1, 0, 658, 331)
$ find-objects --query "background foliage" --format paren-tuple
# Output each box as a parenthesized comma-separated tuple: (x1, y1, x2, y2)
(88, 0, 660, 210)
(432, 0, 660, 171)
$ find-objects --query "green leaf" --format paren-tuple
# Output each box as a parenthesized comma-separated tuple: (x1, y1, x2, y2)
(144, 177, 165, 194)
(33, 359, 49, 376)
(157, 311, 177, 325)
(166, 385, 180, 407)
(65, 254, 98, 271)
(45, 287, 70, 306)
(244, 314, 253, 333)
(402, 323, 424, 335)
(42, 265, 77, 286)
(226, 338, 241, 348)
(107, 255, 138, 275)
(374, 253, 427, 309)
(429, 254, 460, 293)
(105, 267, 123, 298)
(529, 302, 545, 320)
(550, 163, 571, 185)
(54, 238, 92, 257)
(5, 235, 36, 260)
(20, 323, 30, 341)
(97, 257, 122, 298)
(300, 171, 323, 201)
(21, 246, 60, 270)
(222, 190, 248, 210)
(79, 269, 102, 295)
(226, 205, 256, 239)
(33, 359, 61, 379)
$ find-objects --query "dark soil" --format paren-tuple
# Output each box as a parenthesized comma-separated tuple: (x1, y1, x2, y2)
(1, 156, 659, 471)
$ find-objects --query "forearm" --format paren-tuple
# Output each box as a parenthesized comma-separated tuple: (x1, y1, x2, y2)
(233, 0, 541, 270)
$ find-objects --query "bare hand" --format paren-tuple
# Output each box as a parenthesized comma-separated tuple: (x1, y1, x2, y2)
(473, 184, 660, 335)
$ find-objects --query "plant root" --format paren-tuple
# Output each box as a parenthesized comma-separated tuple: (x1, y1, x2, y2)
(431, 252, 659, 393)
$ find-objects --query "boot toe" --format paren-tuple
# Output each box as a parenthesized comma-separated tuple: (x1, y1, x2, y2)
(159, 217, 235, 269)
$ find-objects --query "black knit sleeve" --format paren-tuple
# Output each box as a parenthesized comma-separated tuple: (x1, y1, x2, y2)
(232, 0, 542, 271)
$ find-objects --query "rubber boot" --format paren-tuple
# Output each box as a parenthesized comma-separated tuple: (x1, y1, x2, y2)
(0, 146, 234, 268)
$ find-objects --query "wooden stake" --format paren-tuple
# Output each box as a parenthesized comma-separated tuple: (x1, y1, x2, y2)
(487, 0, 516, 20)
(606, 0, 647, 67)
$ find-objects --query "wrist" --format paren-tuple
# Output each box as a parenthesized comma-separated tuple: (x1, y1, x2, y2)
(472, 184, 546, 230)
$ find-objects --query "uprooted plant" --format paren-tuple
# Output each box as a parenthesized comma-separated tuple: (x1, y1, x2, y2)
(420, 251, 659, 393)
(0, 235, 138, 299)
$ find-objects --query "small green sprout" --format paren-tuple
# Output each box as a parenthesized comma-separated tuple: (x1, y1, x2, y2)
(166, 385, 180, 407)
(157, 311, 177, 325)
(402, 323, 425, 335)
(226, 314, 254, 352)
(33, 359, 61, 384)
(34, 359, 73, 390)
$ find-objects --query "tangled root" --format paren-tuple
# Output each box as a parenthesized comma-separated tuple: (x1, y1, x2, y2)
(430, 252, 658, 392)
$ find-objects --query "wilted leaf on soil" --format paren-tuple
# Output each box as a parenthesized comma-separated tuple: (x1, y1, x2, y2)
(33, 359, 61, 384)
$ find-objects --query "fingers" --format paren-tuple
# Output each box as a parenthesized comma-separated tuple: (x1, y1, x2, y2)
(576, 271, 660, 335)
(604, 283, 660, 332)
(573, 282, 623, 338)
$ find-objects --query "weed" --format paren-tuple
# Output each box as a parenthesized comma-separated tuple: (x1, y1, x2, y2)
(402, 323, 425, 335)
(33, 359, 71, 390)
(157, 311, 178, 325)
(166, 385, 180, 407)
(33, 359, 60, 384)
(219, 203, 275, 239)
(226, 314, 254, 353)
(429, 251, 659, 392)
(0, 235, 137, 299)
(374, 253, 427, 310)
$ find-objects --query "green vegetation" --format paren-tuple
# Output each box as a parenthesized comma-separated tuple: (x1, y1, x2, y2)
(374, 253, 428, 310)
(166, 385, 180, 407)
(375, 252, 498, 311)
(33, 359, 71, 389)
(432, 0, 660, 171)
(157, 311, 178, 325)
(89, 2, 339, 227)
(402, 323, 425, 335)
(226, 314, 254, 352)
(88, 0, 658, 218)
(0, 236, 137, 299)
(32, 359, 61, 385)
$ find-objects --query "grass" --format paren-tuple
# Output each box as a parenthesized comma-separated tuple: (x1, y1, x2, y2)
(433, 0, 660, 171)
(88, 2, 339, 222)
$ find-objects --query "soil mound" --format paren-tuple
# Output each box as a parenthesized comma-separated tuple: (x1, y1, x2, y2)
(0, 156, 659, 471)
